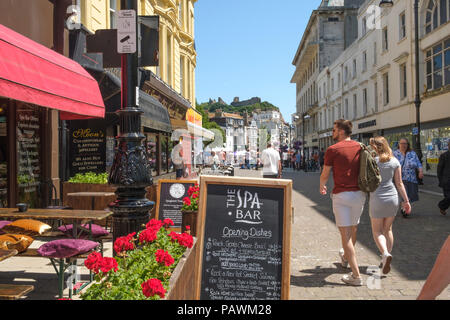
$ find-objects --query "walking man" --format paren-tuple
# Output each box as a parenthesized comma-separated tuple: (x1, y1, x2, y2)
(261, 143, 282, 178)
(319, 119, 366, 286)
(437, 140, 450, 216)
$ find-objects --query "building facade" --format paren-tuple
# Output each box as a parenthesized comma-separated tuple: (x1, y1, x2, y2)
(316, 0, 450, 176)
(291, 0, 365, 158)
(79, 0, 197, 106)
(209, 110, 245, 152)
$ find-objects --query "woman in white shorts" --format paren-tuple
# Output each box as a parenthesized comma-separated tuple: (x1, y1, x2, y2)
(369, 136, 411, 274)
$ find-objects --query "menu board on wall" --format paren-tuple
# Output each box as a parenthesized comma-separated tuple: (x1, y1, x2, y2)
(16, 104, 41, 208)
(155, 180, 196, 231)
(68, 119, 106, 178)
(196, 176, 292, 300)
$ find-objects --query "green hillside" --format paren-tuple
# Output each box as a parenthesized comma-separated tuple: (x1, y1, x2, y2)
(197, 100, 280, 115)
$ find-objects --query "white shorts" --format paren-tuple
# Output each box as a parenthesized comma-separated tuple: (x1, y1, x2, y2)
(331, 191, 366, 227)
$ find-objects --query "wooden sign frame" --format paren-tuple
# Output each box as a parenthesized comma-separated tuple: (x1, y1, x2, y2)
(195, 175, 292, 300)
(155, 179, 197, 232)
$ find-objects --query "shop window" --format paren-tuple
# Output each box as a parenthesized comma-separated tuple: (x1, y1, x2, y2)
(16, 103, 42, 208)
(0, 103, 7, 207)
(146, 133, 158, 176)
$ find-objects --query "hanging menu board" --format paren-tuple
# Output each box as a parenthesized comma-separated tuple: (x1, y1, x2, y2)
(155, 180, 196, 231)
(68, 119, 106, 178)
(196, 176, 292, 300)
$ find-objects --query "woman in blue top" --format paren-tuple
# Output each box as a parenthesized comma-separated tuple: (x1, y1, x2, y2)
(393, 138, 424, 218)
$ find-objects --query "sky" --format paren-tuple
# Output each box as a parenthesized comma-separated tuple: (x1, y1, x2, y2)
(195, 0, 322, 123)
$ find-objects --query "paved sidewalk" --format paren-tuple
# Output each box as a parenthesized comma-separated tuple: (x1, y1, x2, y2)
(234, 168, 449, 300)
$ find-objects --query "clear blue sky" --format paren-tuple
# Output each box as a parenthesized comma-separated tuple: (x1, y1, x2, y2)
(195, 0, 322, 123)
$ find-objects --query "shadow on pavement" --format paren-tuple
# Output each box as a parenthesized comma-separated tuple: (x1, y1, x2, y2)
(285, 171, 450, 282)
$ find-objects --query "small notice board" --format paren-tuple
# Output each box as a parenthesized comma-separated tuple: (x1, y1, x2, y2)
(155, 180, 196, 232)
(195, 176, 292, 300)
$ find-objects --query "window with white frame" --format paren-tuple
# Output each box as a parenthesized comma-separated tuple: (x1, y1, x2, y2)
(363, 88, 368, 115)
(425, 38, 450, 90)
(383, 72, 390, 105)
(362, 16, 367, 36)
(353, 94, 357, 120)
(400, 63, 407, 99)
(353, 59, 357, 78)
(373, 42, 377, 65)
(399, 11, 406, 40)
(383, 27, 389, 51)
(425, 0, 449, 34)
(344, 66, 348, 83)
(374, 82, 378, 113)
(345, 98, 349, 119)
(363, 51, 367, 72)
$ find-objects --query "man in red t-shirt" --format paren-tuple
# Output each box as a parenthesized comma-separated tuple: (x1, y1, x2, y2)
(319, 119, 366, 286)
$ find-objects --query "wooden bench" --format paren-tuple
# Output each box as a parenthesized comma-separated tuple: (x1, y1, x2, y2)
(16, 248, 96, 299)
(0, 284, 34, 300)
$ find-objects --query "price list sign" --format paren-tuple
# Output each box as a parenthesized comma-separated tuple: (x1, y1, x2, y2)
(196, 176, 292, 300)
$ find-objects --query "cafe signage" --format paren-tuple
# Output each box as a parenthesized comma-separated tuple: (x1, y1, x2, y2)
(195, 176, 292, 300)
(68, 119, 106, 178)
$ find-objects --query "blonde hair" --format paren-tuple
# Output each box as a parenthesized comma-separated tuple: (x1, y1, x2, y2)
(370, 136, 393, 163)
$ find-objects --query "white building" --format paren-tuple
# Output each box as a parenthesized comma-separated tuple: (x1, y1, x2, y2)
(316, 0, 450, 176)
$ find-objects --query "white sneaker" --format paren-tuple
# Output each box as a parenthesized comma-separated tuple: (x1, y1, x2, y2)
(381, 253, 392, 275)
(339, 248, 349, 268)
(341, 273, 363, 286)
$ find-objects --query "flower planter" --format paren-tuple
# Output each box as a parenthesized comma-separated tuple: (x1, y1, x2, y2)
(75, 237, 198, 300)
(181, 210, 198, 237)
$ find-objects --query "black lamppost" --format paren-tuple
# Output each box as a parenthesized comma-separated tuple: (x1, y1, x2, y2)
(109, 0, 154, 250)
(379, 0, 423, 163)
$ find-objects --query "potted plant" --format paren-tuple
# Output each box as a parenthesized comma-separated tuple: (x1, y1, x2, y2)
(80, 218, 196, 300)
(181, 183, 199, 236)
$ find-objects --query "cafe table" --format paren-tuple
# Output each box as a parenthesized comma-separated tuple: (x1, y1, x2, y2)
(0, 208, 113, 239)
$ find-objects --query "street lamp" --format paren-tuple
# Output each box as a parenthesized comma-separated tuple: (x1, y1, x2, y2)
(378, 0, 423, 164)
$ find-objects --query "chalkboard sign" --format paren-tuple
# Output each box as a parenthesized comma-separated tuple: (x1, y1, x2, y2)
(155, 180, 196, 231)
(195, 176, 292, 300)
(68, 119, 106, 178)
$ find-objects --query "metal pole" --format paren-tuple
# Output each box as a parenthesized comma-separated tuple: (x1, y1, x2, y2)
(414, 0, 423, 163)
(109, 0, 154, 253)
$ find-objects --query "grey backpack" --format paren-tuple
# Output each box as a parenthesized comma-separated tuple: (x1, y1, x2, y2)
(358, 143, 381, 193)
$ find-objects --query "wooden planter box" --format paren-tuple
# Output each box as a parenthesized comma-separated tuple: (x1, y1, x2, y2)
(76, 238, 199, 300)
(62, 182, 117, 210)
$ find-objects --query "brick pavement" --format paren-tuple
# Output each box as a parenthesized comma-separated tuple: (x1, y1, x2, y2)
(234, 167, 450, 300)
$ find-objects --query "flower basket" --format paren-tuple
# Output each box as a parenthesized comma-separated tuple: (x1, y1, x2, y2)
(181, 210, 198, 237)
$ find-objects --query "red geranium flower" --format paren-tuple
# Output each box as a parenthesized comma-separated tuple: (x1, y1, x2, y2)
(163, 218, 174, 228)
(139, 228, 158, 243)
(183, 197, 191, 206)
(146, 219, 163, 232)
(177, 232, 194, 248)
(84, 252, 103, 274)
(141, 278, 166, 298)
(114, 232, 135, 255)
(99, 257, 118, 273)
(155, 249, 175, 267)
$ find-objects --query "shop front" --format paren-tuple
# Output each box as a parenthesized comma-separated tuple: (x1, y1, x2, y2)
(383, 118, 450, 176)
(0, 24, 105, 208)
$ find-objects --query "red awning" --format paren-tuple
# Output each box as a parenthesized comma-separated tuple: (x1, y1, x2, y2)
(0, 24, 104, 120)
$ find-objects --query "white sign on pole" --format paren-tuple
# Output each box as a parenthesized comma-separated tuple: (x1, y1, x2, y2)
(117, 10, 136, 54)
